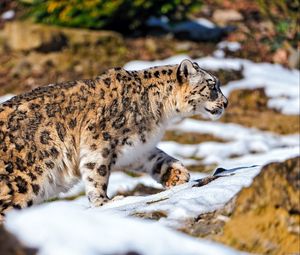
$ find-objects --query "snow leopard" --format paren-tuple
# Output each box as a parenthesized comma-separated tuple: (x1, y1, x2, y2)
(0, 59, 228, 221)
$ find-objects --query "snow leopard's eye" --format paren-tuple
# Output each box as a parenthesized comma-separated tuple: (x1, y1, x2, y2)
(206, 79, 216, 89)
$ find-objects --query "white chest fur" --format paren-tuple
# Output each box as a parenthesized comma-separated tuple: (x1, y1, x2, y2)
(116, 125, 166, 167)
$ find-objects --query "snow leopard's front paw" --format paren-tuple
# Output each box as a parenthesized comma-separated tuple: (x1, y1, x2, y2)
(162, 162, 190, 188)
(88, 192, 109, 207)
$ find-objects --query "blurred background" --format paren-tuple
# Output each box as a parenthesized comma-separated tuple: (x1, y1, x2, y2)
(0, 0, 299, 96)
(0, 1, 299, 255)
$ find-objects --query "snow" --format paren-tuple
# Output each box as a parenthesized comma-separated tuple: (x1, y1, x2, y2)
(1, 10, 15, 20)
(124, 55, 300, 115)
(213, 49, 225, 58)
(195, 18, 216, 28)
(6, 205, 243, 255)
(213, 41, 241, 58)
(217, 41, 241, 52)
(162, 118, 299, 167)
(94, 166, 261, 223)
(59, 171, 165, 200)
(0, 94, 14, 104)
(146, 16, 225, 41)
(2, 53, 300, 255)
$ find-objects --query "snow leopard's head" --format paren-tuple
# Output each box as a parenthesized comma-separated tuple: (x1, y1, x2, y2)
(176, 59, 228, 120)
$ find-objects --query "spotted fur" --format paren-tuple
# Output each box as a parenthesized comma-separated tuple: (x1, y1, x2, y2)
(0, 59, 227, 221)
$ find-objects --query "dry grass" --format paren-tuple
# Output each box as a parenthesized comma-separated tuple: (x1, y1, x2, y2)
(163, 131, 227, 144)
(222, 88, 300, 134)
(186, 164, 218, 174)
(114, 183, 164, 197)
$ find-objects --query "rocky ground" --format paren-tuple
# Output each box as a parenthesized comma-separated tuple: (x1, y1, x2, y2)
(182, 157, 300, 254)
(0, 1, 299, 254)
(0, 224, 36, 255)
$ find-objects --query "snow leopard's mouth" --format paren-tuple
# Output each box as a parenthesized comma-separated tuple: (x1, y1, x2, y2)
(203, 107, 224, 120)
(204, 107, 223, 115)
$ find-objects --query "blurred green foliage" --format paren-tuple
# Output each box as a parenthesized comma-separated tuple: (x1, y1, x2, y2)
(256, 0, 299, 49)
(22, 0, 202, 33)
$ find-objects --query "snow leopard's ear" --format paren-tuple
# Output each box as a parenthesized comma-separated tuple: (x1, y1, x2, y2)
(176, 59, 199, 84)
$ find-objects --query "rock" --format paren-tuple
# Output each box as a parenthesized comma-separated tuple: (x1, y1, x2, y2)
(288, 47, 300, 69)
(180, 210, 229, 238)
(10, 60, 32, 77)
(212, 9, 243, 25)
(208, 68, 243, 85)
(3, 21, 123, 52)
(227, 88, 269, 112)
(63, 26, 123, 49)
(0, 224, 37, 255)
(273, 48, 288, 65)
(221, 88, 300, 135)
(285, 43, 300, 69)
(3, 21, 67, 52)
(145, 17, 235, 42)
(216, 157, 300, 254)
(172, 20, 235, 42)
(132, 210, 168, 221)
(115, 183, 163, 197)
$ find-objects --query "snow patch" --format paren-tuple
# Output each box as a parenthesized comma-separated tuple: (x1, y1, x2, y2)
(217, 41, 241, 52)
(160, 118, 299, 167)
(1, 10, 15, 20)
(195, 18, 216, 28)
(5, 204, 243, 255)
(0, 94, 14, 104)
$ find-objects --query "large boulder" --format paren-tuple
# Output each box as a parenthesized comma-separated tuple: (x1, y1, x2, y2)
(2, 21, 123, 52)
(217, 157, 300, 254)
(181, 157, 300, 254)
